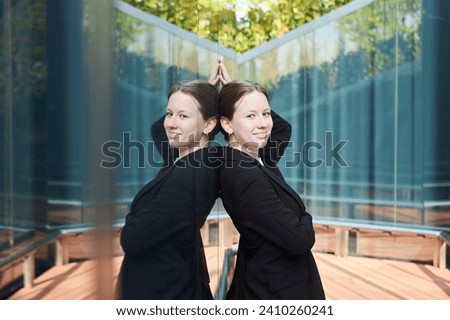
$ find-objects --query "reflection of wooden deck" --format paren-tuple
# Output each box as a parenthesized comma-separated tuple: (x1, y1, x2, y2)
(8, 247, 450, 300)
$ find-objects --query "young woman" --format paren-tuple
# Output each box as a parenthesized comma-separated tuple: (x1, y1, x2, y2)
(219, 80, 325, 300)
(117, 80, 220, 299)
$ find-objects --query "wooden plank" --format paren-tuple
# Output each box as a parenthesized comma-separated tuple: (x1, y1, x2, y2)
(8, 251, 450, 300)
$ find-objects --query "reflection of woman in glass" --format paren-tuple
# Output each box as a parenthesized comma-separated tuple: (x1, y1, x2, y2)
(218, 80, 325, 299)
(117, 80, 220, 299)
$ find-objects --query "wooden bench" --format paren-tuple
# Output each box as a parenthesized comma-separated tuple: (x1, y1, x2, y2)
(0, 221, 125, 291)
(0, 230, 62, 289)
(214, 221, 449, 300)
(313, 217, 450, 269)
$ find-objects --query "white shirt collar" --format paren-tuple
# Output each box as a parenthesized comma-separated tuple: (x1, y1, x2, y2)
(257, 157, 264, 166)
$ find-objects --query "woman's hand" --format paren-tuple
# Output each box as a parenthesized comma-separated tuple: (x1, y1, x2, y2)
(209, 56, 231, 86)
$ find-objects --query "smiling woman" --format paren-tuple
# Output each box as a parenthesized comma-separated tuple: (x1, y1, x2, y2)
(220, 88, 273, 158)
(218, 80, 325, 300)
(164, 87, 217, 158)
(116, 80, 221, 300)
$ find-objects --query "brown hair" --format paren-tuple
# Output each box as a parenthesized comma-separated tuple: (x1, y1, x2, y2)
(218, 80, 269, 141)
(168, 80, 219, 140)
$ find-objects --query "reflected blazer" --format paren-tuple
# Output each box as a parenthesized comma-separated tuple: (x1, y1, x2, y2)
(221, 113, 325, 300)
(117, 117, 219, 300)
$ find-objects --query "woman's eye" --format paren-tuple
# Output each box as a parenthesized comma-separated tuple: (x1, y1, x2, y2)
(263, 112, 271, 117)
(246, 114, 255, 119)
(180, 114, 188, 119)
(165, 112, 173, 117)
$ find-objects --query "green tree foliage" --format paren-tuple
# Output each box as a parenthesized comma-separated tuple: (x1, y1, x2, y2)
(124, 0, 353, 53)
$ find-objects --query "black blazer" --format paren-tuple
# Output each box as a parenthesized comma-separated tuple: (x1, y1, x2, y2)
(117, 118, 220, 299)
(220, 114, 325, 300)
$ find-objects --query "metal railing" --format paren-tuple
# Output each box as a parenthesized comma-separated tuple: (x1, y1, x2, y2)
(215, 244, 238, 300)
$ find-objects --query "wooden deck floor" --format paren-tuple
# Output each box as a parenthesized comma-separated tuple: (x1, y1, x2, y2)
(7, 249, 450, 300)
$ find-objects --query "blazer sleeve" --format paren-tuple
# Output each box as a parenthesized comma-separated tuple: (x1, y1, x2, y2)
(259, 110, 292, 167)
(150, 115, 179, 165)
(120, 168, 200, 255)
(226, 171, 315, 256)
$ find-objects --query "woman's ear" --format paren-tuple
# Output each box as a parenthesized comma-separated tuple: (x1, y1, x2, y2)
(203, 117, 217, 135)
(220, 117, 233, 135)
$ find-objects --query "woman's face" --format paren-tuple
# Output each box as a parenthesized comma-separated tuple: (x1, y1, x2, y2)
(164, 91, 210, 154)
(222, 91, 273, 157)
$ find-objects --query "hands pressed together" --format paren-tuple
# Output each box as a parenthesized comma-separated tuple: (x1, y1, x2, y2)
(209, 56, 231, 87)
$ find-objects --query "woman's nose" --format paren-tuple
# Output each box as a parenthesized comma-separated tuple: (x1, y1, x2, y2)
(257, 115, 268, 128)
(166, 117, 178, 128)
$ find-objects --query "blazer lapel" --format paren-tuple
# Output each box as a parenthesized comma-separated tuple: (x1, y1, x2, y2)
(259, 164, 306, 211)
(224, 147, 305, 211)
(130, 164, 175, 210)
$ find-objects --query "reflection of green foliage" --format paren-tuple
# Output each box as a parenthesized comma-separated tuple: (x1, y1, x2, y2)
(114, 10, 147, 52)
(301, 0, 423, 92)
(124, 0, 353, 53)
(0, 0, 47, 109)
(114, 10, 160, 88)
(339, 0, 421, 76)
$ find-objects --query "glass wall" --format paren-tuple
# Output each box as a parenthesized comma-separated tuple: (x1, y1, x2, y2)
(0, 0, 120, 297)
(238, 0, 450, 231)
(1, 0, 449, 298)
(0, 0, 94, 230)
